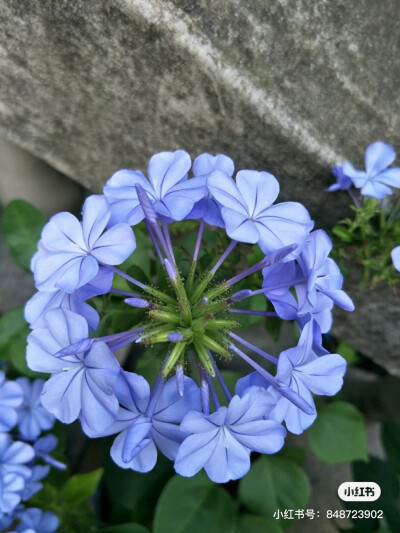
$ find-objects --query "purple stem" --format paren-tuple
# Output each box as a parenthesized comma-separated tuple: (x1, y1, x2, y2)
(229, 332, 278, 364)
(146, 377, 166, 419)
(226, 243, 297, 287)
(208, 350, 232, 401)
(110, 288, 142, 298)
(211, 240, 237, 274)
(206, 374, 220, 410)
(235, 276, 307, 301)
(193, 220, 205, 261)
(348, 188, 360, 208)
(162, 218, 176, 265)
(102, 265, 147, 290)
(199, 368, 210, 415)
(229, 343, 278, 387)
(108, 331, 143, 351)
(145, 220, 164, 263)
(229, 308, 278, 317)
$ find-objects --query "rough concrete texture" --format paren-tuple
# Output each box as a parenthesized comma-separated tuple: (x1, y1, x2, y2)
(1, 0, 399, 223)
(333, 272, 400, 375)
(1, 1, 400, 368)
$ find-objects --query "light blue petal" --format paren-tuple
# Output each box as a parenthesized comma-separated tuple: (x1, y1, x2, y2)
(41, 367, 84, 423)
(230, 419, 286, 454)
(236, 170, 279, 218)
(204, 428, 250, 483)
(342, 163, 367, 188)
(207, 171, 247, 214)
(391, 246, 400, 271)
(154, 377, 200, 423)
(296, 353, 347, 396)
(365, 141, 396, 176)
(111, 430, 157, 472)
(41, 212, 86, 252)
(81, 195, 110, 249)
(151, 420, 186, 460)
(91, 223, 136, 265)
(174, 429, 220, 478)
(221, 207, 259, 243)
(148, 150, 191, 198)
(193, 153, 234, 177)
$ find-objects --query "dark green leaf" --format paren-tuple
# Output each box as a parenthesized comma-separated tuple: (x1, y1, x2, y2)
(153, 472, 237, 533)
(2, 199, 46, 270)
(381, 422, 400, 474)
(336, 342, 359, 365)
(236, 514, 283, 533)
(309, 401, 368, 464)
(61, 468, 103, 505)
(0, 307, 26, 350)
(238, 455, 310, 529)
(103, 445, 173, 525)
(101, 524, 150, 533)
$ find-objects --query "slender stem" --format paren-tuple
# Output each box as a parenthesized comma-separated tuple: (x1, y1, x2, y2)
(193, 220, 205, 262)
(229, 332, 278, 364)
(199, 368, 210, 415)
(347, 188, 360, 207)
(206, 374, 220, 410)
(233, 277, 307, 301)
(146, 377, 166, 419)
(211, 240, 237, 274)
(229, 308, 278, 317)
(162, 218, 176, 265)
(103, 265, 147, 290)
(229, 343, 278, 387)
(208, 351, 232, 402)
(110, 288, 142, 298)
(145, 220, 164, 263)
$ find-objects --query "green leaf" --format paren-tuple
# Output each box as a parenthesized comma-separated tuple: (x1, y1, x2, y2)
(238, 455, 310, 529)
(61, 468, 103, 505)
(309, 401, 368, 464)
(0, 307, 26, 351)
(101, 524, 150, 533)
(103, 446, 174, 525)
(336, 342, 359, 365)
(346, 457, 400, 533)
(381, 422, 400, 474)
(2, 199, 46, 271)
(153, 472, 237, 533)
(235, 514, 284, 533)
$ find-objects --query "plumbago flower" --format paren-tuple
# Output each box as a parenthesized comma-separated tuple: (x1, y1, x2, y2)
(26, 150, 353, 483)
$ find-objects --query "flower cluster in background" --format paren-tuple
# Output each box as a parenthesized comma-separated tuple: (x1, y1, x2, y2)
(327, 141, 400, 285)
(0, 372, 63, 532)
(23, 150, 354, 484)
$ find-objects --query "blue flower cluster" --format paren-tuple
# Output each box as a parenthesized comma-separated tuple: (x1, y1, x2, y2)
(26, 150, 354, 483)
(0, 372, 62, 531)
(327, 141, 400, 275)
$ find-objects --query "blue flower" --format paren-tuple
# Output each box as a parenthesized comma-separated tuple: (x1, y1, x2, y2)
(14, 508, 59, 533)
(0, 371, 23, 432)
(207, 170, 313, 253)
(32, 195, 136, 293)
(25, 267, 113, 331)
(20, 465, 50, 501)
(268, 320, 346, 434)
(174, 388, 285, 483)
(342, 141, 400, 199)
(16, 378, 55, 441)
(104, 150, 207, 225)
(83, 371, 201, 473)
(27, 308, 120, 431)
(0, 434, 34, 514)
(391, 246, 400, 272)
(326, 166, 353, 192)
(33, 435, 66, 471)
(186, 153, 234, 227)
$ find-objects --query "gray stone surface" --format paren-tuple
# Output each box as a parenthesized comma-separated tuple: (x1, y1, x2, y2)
(1, 0, 399, 224)
(333, 269, 400, 375)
